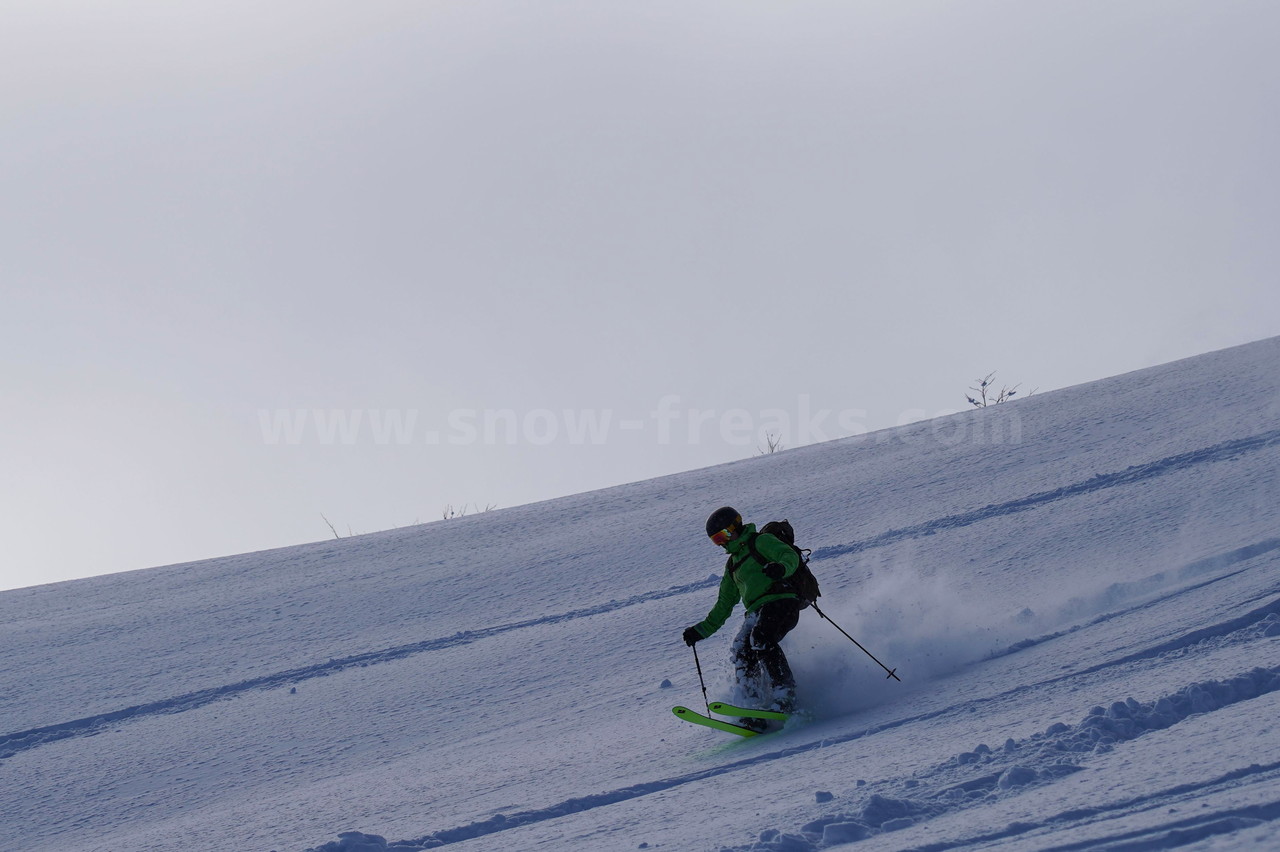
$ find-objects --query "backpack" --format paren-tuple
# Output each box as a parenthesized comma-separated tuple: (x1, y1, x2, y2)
(727, 519, 821, 607)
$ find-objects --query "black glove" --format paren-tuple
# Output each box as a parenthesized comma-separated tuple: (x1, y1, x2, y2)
(682, 626, 703, 646)
(762, 562, 786, 581)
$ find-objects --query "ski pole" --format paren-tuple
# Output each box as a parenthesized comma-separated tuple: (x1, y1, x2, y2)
(811, 602, 901, 681)
(691, 643, 711, 715)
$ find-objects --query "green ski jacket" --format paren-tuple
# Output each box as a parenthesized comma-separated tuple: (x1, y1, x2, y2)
(692, 523, 801, 639)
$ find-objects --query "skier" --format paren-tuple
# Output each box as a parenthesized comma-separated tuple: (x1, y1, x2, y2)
(682, 506, 803, 727)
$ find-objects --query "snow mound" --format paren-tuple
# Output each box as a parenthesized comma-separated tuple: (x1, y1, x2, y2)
(714, 665, 1280, 851)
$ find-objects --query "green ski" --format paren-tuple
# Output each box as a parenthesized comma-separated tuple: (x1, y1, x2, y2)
(672, 706, 760, 737)
(709, 702, 789, 721)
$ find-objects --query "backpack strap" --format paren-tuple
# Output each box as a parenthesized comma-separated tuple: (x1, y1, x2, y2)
(744, 532, 803, 599)
(746, 531, 803, 568)
(725, 531, 759, 576)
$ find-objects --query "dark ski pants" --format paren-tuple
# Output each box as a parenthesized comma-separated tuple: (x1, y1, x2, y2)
(730, 597, 801, 711)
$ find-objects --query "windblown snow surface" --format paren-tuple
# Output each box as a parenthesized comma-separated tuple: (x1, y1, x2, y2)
(3, 337, 1280, 852)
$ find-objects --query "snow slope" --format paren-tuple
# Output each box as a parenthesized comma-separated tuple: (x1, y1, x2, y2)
(3, 336, 1279, 852)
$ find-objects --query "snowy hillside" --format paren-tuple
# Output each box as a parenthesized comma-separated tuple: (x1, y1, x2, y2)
(3, 337, 1280, 852)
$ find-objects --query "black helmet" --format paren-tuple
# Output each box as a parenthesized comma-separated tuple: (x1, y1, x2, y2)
(706, 506, 743, 543)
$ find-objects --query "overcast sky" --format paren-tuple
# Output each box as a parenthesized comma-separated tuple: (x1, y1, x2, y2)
(3, 1, 1278, 591)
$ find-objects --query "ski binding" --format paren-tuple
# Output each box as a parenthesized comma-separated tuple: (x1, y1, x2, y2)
(708, 701, 788, 721)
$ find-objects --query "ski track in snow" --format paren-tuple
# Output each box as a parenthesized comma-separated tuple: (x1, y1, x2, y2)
(892, 762, 1280, 852)
(812, 427, 1280, 563)
(3, 429, 1277, 766)
(305, 607, 1280, 851)
(0, 577, 720, 761)
(986, 537, 1280, 668)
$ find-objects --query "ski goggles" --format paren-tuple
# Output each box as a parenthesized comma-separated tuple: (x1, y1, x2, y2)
(709, 527, 736, 546)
